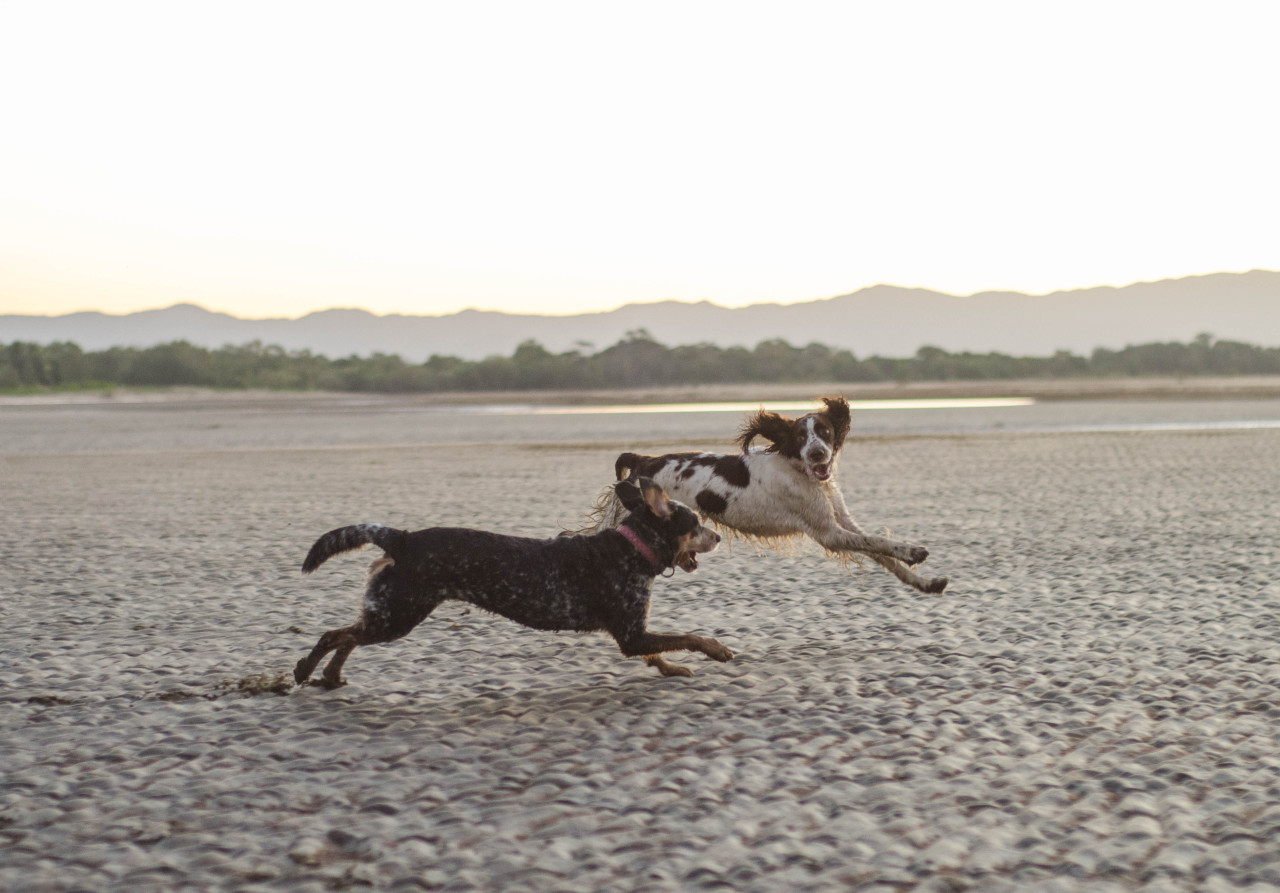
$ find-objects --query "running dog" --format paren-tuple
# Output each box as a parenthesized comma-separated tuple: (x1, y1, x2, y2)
(584, 396, 948, 594)
(293, 477, 729, 687)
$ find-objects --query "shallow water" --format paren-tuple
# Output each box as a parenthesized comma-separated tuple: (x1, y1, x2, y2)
(3, 395, 1280, 455)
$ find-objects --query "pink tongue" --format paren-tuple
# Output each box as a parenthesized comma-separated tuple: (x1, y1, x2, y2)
(812, 464, 830, 479)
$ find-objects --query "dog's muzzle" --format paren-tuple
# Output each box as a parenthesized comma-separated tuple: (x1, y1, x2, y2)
(676, 529, 721, 572)
(675, 551, 699, 572)
(806, 461, 832, 481)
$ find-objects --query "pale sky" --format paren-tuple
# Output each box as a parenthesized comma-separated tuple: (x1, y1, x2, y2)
(2, 1, 1277, 320)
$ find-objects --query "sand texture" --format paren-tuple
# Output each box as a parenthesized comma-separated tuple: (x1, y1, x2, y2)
(3, 397, 1280, 891)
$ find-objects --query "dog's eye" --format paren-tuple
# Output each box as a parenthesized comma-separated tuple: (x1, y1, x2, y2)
(673, 509, 700, 534)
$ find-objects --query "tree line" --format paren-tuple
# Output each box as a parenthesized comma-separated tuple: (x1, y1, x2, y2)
(3, 331, 1278, 393)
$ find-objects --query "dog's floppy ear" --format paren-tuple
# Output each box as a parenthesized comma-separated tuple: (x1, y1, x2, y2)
(614, 476, 674, 520)
(637, 477, 674, 520)
(614, 452, 640, 481)
(822, 396, 851, 451)
(737, 409, 794, 453)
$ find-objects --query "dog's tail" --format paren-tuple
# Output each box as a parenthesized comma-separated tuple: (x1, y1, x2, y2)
(615, 452, 641, 481)
(302, 524, 406, 574)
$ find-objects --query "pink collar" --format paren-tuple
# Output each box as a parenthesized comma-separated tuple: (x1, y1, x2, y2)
(619, 525, 666, 572)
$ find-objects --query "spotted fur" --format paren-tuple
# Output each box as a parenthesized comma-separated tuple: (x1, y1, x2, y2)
(293, 478, 728, 688)
(590, 396, 948, 594)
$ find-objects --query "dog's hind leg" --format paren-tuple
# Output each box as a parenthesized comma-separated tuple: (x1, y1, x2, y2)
(293, 620, 392, 689)
(319, 631, 361, 689)
(294, 607, 439, 689)
(296, 560, 445, 689)
(294, 625, 360, 687)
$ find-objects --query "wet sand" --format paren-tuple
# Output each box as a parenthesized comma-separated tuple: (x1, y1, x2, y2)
(3, 397, 1280, 891)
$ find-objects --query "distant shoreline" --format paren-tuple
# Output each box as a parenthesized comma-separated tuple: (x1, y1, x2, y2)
(5, 375, 1280, 408)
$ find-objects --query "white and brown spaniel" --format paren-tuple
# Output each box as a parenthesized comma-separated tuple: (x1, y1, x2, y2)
(593, 396, 947, 594)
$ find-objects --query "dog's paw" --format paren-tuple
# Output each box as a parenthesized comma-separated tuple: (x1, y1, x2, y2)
(925, 576, 949, 594)
(905, 545, 929, 566)
(292, 660, 312, 686)
(704, 640, 734, 662)
(659, 663, 694, 678)
(646, 655, 694, 677)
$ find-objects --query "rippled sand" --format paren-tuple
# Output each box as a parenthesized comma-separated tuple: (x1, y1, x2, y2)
(3, 398, 1279, 891)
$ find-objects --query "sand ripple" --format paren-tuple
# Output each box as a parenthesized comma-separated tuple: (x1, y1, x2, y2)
(2, 407, 1279, 890)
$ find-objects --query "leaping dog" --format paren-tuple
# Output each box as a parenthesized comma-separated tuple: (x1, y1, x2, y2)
(581, 396, 948, 594)
(293, 478, 729, 688)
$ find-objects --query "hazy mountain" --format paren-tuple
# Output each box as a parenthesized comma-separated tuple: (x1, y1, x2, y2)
(3, 270, 1278, 361)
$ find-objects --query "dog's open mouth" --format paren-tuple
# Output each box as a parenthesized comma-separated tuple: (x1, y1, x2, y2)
(675, 551, 699, 572)
(807, 462, 832, 481)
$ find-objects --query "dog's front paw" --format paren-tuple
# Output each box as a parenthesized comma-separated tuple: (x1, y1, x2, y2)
(905, 544, 929, 566)
(925, 576, 949, 594)
(646, 655, 694, 677)
(660, 663, 694, 678)
(703, 639, 734, 662)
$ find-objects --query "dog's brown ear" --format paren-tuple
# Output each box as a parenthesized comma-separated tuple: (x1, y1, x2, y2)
(822, 396, 851, 451)
(637, 477, 674, 520)
(615, 476, 673, 519)
(737, 409, 793, 453)
(615, 452, 640, 481)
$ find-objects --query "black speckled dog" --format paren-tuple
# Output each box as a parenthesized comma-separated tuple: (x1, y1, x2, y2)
(293, 477, 728, 688)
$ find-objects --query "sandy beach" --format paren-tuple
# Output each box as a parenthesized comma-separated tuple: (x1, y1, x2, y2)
(3, 393, 1280, 891)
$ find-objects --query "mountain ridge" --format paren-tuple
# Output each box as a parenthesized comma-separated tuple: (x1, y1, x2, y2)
(3, 270, 1277, 361)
